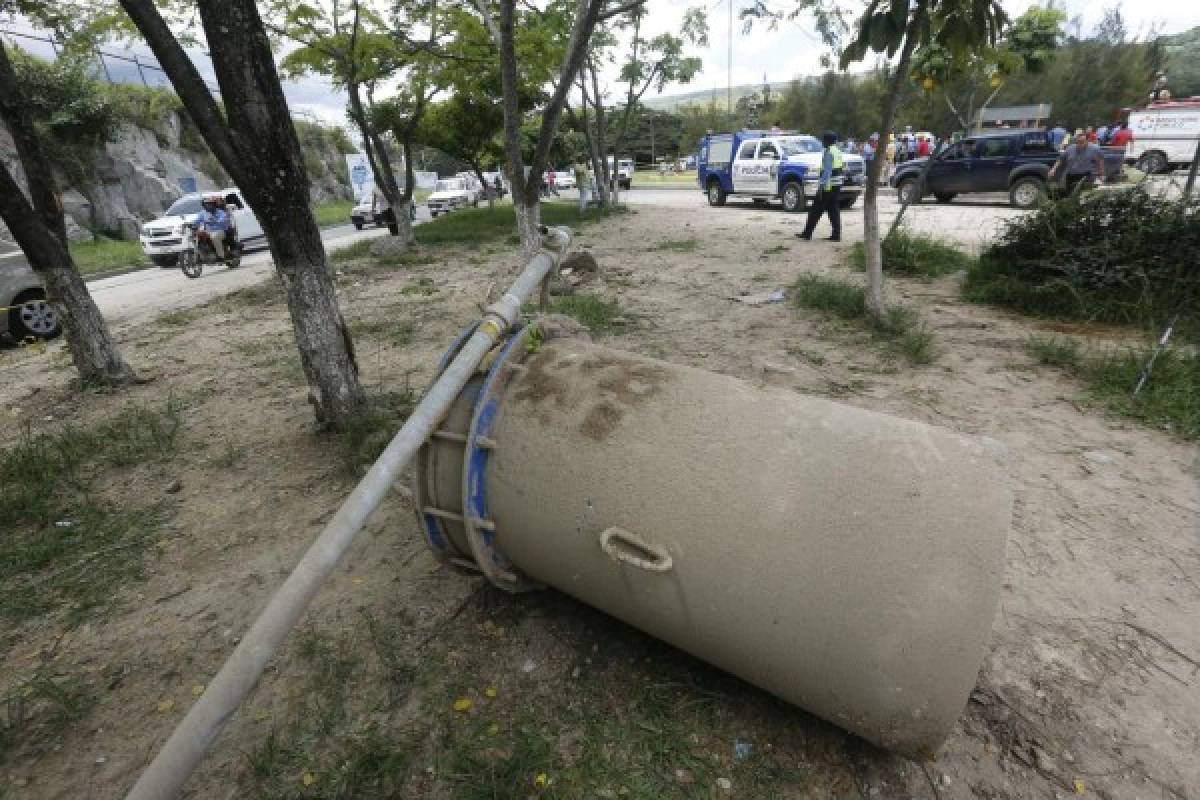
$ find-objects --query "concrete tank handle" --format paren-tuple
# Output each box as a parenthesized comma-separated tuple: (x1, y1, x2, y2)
(599, 527, 674, 573)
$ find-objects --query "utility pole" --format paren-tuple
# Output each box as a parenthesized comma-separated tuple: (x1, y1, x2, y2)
(727, 0, 733, 115)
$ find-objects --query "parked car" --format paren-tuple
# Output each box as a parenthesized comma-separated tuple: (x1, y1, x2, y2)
(140, 188, 265, 266)
(454, 172, 486, 204)
(553, 169, 576, 190)
(427, 178, 476, 217)
(1, 261, 60, 342)
(889, 131, 1125, 209)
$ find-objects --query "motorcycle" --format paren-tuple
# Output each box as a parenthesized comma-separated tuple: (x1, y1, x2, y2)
(178, 222, 242, 279)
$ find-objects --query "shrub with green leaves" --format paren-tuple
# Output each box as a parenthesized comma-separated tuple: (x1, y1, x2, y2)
(965, 188, 1200, 340)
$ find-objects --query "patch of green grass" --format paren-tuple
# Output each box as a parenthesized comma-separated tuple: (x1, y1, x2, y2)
(312, 199, 355, 229)
(69, 237, 147, 276)
(547, 294, 625, 334)
(791, 275, 866, 318)
(0, 400, 181, 634)
(400, 278, 437, 297)
(1025, 335, 1082, 368)
(761, 245, 787, 257)
(1085, 349, 1198, 438)
(848, 230, 973, 279)
(649, 238, 698, 253)
(349, 317, 415, 348)
(791, 275, 936, 365)
(1, 668, 95, 765)
(414, 202, 624, 246)
(336, 391, 417, 479)
(331, 239, 371, 262)
(155, 307, 203, 328)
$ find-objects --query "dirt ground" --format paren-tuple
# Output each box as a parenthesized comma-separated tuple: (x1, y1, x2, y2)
(1, 199, 1197, 800)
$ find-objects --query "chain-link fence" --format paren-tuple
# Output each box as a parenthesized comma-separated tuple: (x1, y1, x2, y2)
(0, 26, 221, 98)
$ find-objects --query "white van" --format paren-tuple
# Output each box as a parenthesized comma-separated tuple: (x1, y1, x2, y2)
(1124, 99, 1200, 174)
(140, 189, 265, 266)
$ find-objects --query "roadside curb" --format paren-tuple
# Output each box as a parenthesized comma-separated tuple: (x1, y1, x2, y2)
(83, 264, 157, 283)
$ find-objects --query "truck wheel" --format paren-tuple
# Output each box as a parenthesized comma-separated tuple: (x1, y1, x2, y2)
(896, 178, 921, 205)
(934, 193, 956, 204)
(837, 195, 857, 209)
(1009, 177, 1046, 209)
(1136, 151, 1168, 175)
(780, 181, 805, 212)
(707, 181, 727, 207)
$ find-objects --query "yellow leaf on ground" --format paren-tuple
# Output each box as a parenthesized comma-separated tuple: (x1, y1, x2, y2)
(191, 684, 205, 697)
(156, 699, 175, 713)
(484, 686, 498, 699)
(1073, 778, 1086, 795)
(301, 771, 316, 787)
(453, 697, 473, 712)
(534, 772, 548, 788)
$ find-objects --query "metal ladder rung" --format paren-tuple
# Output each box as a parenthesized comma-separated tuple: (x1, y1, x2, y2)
(432, 430, 467, 443)
(423, 507, 464, 522)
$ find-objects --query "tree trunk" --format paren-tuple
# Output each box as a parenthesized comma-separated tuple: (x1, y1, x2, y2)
(0, 41, 134, 386)
(514, 200, 543, 254)
(348, 81, 402, 234)
(472, 163, 495, 210)
(123, 0, 366, 429)
(862, 2, 928, 323)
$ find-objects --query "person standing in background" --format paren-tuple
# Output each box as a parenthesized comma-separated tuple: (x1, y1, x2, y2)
(1049, 122, 1068, 150)
(573, 160, 590, 213)
(1085, 126, 1098, 144)
(1050, 131, 1106, 195)
(1111, 122, 1133, 149)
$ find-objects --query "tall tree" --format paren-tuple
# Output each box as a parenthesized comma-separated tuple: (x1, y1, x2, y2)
(468, 0, 643, 253)
(841, 0, 1007, 320)
(119, 0, 365, 429)
(271, 0, 438, 245)
(912, 7, 1064, 130)
(0, 40, 135, 385)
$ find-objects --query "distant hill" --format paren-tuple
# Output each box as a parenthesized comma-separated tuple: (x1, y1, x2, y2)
(642, 81, 793, 112)
(1163, 25, 1200, 98)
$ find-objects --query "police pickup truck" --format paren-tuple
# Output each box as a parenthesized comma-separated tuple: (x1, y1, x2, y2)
(697, 131, 866, 212)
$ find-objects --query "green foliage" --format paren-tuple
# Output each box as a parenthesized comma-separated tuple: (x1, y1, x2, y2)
(1, 668, 95, 765)
(792, 275, 937, 364)
(965, 188, 1200, 340)
(8, 50, 119, 186)
(1162, 25, 1200, 98)
(104, 84, 183, 142)
(312, 199, 355, 228)
(848, 229, 973, 278)
(548, 294, 625, 334)
(1025, 337, 1199, 439)
(336, 391, 416, 479)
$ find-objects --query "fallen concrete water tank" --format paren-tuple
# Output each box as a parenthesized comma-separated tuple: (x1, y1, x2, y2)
(415, 324, 1011, 756)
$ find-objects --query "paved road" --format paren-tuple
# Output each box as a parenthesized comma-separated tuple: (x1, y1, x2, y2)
(1, 222, 391, 331)
(89, 222, 391, 328)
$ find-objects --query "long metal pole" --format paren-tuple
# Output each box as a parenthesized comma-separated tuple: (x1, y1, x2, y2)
(125, 227, 572, 800)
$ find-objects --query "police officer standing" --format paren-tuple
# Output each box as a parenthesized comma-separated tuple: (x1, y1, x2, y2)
(797, 131, 844, 242)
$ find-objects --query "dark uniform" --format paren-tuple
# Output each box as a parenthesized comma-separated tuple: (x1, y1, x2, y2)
(798, 132, 844, 241)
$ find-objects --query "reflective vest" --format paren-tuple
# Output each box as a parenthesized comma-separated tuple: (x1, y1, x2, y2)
(823, 145, 845, 190)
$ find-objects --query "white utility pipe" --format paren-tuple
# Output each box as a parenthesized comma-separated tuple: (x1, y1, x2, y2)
(125, 226, 571, 800)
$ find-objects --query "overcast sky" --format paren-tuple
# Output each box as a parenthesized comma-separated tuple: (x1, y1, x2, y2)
(3, 0, 1198, 130)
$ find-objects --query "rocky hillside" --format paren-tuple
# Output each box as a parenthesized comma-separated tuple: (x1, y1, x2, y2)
(1, 84, 355, 243)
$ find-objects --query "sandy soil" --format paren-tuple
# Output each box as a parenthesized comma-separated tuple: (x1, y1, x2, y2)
(0, 199, 1196, 800)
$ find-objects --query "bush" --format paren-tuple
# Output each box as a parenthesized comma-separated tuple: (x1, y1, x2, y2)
(849, 230, 973, 278)
(965, 188, 1200, 340)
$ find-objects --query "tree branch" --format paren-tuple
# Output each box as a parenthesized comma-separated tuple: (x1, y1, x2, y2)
(599, 0, 647, 21)
(469, 0, 502, 46)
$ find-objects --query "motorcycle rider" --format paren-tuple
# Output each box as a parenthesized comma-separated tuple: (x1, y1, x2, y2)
(193, 193, 230, 260)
